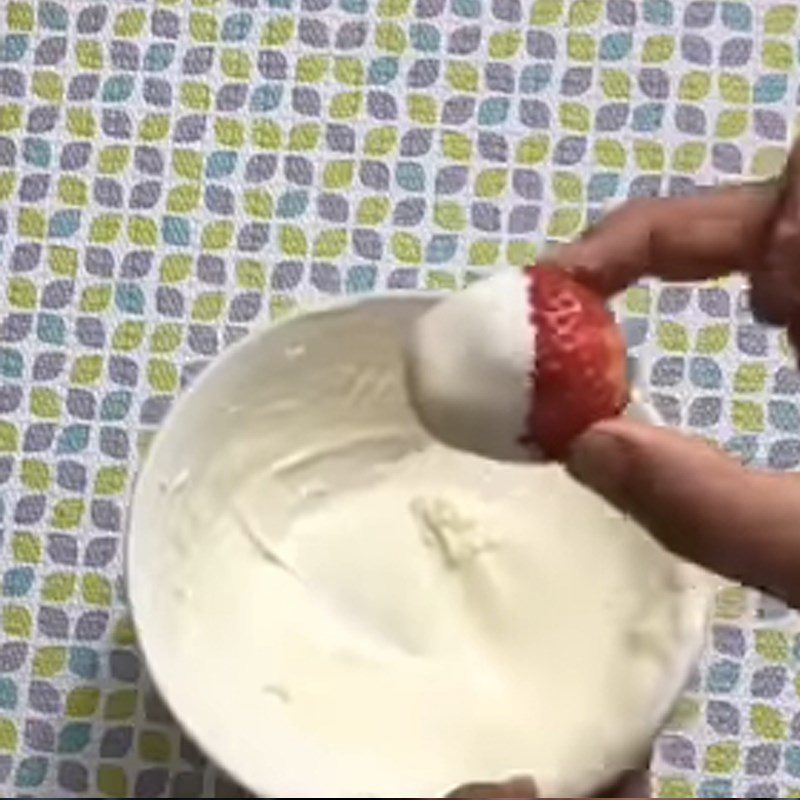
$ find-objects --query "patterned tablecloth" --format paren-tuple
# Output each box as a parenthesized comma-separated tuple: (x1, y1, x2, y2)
(1, 0, 800, 797)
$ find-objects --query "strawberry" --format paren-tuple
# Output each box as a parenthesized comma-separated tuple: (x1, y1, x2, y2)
(522, 265, 629, 459)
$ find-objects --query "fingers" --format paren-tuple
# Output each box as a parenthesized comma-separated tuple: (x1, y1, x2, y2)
(567, 418, 800, 608)
(445, 777, 538, 799)
(749, 270, 797, 326)
(760, 140, 800, 319)
(595, 769, 651, 799)
(445, 771, 649, 799)
(548, 183, 780, 296)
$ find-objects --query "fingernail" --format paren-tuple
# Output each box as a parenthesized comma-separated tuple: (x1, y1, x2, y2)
(566, 427, 629, 506)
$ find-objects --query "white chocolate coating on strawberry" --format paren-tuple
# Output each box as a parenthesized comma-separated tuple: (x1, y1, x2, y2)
(406, 268, 537, 461)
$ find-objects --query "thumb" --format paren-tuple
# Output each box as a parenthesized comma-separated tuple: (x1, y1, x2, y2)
(567, 418, 800, 607)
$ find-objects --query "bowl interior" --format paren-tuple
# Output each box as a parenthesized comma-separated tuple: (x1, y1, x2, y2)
(127, 294, 708, 798)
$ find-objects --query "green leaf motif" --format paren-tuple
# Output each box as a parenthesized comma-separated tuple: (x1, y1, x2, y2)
(719, 74, 750, 104)
(201, 221, 233, 251)
(313, 229, 348, 258)
(553, 172, 583, 202)
(658, 321, 689, 353)
(507, 241, 537, 265)
(442, 132, 472, 162)
(672, 142, 707, 173)
(679, 71, 711, 101)
(732, 400, 764, 432)
(634, 141, 665, 172)
(734, 363, 767, 393)
(704, 742, 739, 774)
(357, 197, 390, 225)
(547, 209, 582, 238)
(42, 573, 76, 603)
(279, 226, 308, 257)
(642, 35, 675, 63)
(516, 136, 550, 165)
(468, 241, 500, 266)
(489, 30, 522, 59)
(475, 169, 507, 198)
(97, 766, 127, 798)
(261, 16, 295, 46)
(82, 574, 113, 606)
(52, 499, 85, 530)
(365, 127, 398, 156)
(568, 0, 601, 26)
(763, 41, 793, 71)
(243, 190, 273, 219)
(560, 102, 590, 132)
(764, 5, 797, 34)
(695, 324, 729, 354)
(750, 705, 786, 740)
(530, 0, 563, 25)
(391, 232, 422, 264)
(446, 62, 479, 93)
(433, 201, 467, 231)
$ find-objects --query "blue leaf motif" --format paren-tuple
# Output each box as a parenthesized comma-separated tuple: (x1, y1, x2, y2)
(706, 659, 740, 694)
(222, 12, 253, 41)
(143, 43, 175, 72)
(632, 102, 665, 132)
(100, 391, 133, 422)
(276, 190, 309, 218)
(453, 0, 481, 17)
(16, 756, 47, 788)
(426, 235, 457, 264)
(58, 723, 91, 754)
(57, 425, 90, 454)
(162, 216, 191, 246)
(409, 23, 440, 52)
(115, 284, 145, 314)
(38, 1, 69, 31)
(69, 647, 99, 679)
(206, 151, 238, 178)
(755, 74, 787, 103)
(721, 2, 752, 31)
(698, 779, 734, 798)
(3, 567, 33, 597)
(0, 678, 17, 709)
(0, 348, 23, 378)
(102, 75, 135, 102)
(36, 314, 65, 345)
(519, 64, 552, 94)
(250, 83, 283, 112)
(23, 138, 51, 167)
(368, 57, 399, 85)
(346, 265, 377, 293)
(396, 163, 425, 192)
(600, 32, 632, 61)
(0, 35, 29, 63)
(587, 173, 620, 202)
(48, 210, 81, 238)
(478, 97, 510, 125)
(644, 0, 674, 25)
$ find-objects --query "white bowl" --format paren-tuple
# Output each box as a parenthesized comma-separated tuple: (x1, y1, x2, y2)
(127, 294, 710, 798)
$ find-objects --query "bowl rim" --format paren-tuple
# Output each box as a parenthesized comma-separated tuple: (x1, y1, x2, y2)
(125, 290, 698, 798)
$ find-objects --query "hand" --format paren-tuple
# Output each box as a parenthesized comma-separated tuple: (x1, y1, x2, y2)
(549, 140, 800, 610)
(443, 143, 800, 800)
(549, 141, 800, 349)
(446, 768, 649, 798)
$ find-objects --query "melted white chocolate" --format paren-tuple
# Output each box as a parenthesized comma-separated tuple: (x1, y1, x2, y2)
(128, 297, 711, 799)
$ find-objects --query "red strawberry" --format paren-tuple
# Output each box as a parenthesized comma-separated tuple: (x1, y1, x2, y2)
(521, 265, 629, 459)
